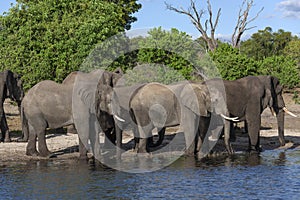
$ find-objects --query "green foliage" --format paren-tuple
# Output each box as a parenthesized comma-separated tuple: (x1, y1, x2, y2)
(136, 27, 206, 80)
(257, 56, 300, 89)
(292, 91, 300, 104)
(0, 0, 141, 90)
(283, 39, 300, 66)
(210, 43, 258, 80)
(121, 64, 186, 85)
(240, 27, 295, 60)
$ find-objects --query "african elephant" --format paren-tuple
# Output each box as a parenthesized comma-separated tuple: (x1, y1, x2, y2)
(0, 70, 24, 142)
(128, 81, 235, 154)
(23, 69, 118, 157)
(95, 80, 167, 155)
(17, 71, 78, 143)
(256, 75, 297, 146)
(206, 75, 287, 153)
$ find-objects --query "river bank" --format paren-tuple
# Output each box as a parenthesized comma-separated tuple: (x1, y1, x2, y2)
(1, 92, 300, 162)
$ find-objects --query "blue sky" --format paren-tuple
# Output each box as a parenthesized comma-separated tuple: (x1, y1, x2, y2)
(1, 0, 299, 40)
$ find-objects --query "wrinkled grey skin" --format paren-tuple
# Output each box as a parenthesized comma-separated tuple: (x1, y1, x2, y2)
(129, 82, 229, 155)
(206, 76, 274, 153)
(23, 70, 108, 157)
(0, 70, 24, 142)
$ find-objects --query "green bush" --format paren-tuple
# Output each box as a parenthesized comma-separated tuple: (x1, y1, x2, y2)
(257, 56, 300, 89)
(210, 43, 258, 80)
(121, 64, 186, 86)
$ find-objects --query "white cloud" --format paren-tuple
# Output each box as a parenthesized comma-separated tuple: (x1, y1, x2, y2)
(277, 0, 300, 19)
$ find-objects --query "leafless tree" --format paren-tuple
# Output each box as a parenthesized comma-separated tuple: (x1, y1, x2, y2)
(165, 0, 220, 51)
(232, 0, 264, 48)
(166, 0, 263, 50)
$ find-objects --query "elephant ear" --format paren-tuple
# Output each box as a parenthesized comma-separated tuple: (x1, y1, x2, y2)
(95, 83, 113, 115)
(181, 84, 209, 116)
(263, 88, 273, 108)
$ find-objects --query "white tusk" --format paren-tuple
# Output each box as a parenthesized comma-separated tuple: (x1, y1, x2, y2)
(221, 114, 240, 122)
(114, 115, 125, 122)
(283, 107, 297, 117)
(270, 107, 277, 117)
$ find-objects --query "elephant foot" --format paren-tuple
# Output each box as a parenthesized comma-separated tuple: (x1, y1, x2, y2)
(78, 154, 88, 160)
(26, 150, 40, 157)
(39, 150, 53, 158)
(248, 145, 262, 154)
(137, 148, 148, 154)
(4, 138, 11, 142)
(279, 140, 286, 147)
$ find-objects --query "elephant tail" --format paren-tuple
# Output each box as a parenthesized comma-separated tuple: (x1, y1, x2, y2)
(17, 105, 29, 142)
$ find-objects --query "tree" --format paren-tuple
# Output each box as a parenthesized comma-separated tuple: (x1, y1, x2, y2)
(283, 39, 300, 66)
(240, 27, 295, 60)
(165, 0, 263, 51)
(0, 0, 141, 89)
(136, 27, 209, 79)
(210, 43, 258, 80)
(165, 0, 220, 51)
(232, 0, 263, 48)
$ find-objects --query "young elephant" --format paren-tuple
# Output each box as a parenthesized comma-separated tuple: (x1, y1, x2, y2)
(129, 81, 235, 155)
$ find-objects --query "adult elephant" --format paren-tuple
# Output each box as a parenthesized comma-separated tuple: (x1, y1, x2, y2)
(23, 69, 119, 158)
(256, 75, 297, 146)
(0, 70, 24, 142)
(206, 75, 296, 153)
(128, 81, 236, 154)
(95, 81, 167, 155)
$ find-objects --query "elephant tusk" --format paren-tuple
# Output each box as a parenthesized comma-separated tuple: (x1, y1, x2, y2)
(220, 114, 240, 122)
(270, 107, 277, 117)
(114, 115, 125, 122)
(283, 107, 297, 117)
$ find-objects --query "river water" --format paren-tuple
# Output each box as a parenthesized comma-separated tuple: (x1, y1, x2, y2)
(1, 149, 299, 199)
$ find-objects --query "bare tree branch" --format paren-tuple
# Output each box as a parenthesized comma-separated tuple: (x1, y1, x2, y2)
(232, 0, 264, 48)
(165, 0, 220, 51)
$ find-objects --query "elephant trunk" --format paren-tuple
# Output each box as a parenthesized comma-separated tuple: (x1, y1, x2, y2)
(277, 109, 285, 146)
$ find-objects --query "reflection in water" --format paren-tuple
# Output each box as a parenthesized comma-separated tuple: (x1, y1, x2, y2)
(0, 150, 299, 199)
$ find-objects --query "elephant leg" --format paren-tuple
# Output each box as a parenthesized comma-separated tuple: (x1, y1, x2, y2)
(277, 109, 285, 146)
(224, 120, 234, 154)
(115, 125, 122, 159)
(37, 129, 52, 157)
(183, 111, 199, 155)
(78, 137, 88, 160)
(196, 116, 210, 155)
(230, 122, 236, 142)
(246, 116, 261, 153)
(26, 123, 39, 156)
(148, 127, 165, 147)
(133, 137, 139, 152)
(138, 138, 148, 153)
(0, 113, 10, 142)
(34, 120, 51, 157)
(137, 124, 153, 153)
(103, 128, 115, 149)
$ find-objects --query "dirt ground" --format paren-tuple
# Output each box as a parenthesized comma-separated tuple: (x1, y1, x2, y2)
(0, 92, 299, 162)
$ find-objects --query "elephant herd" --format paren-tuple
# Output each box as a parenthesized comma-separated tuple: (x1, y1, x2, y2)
(0, 69, 297, 161)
